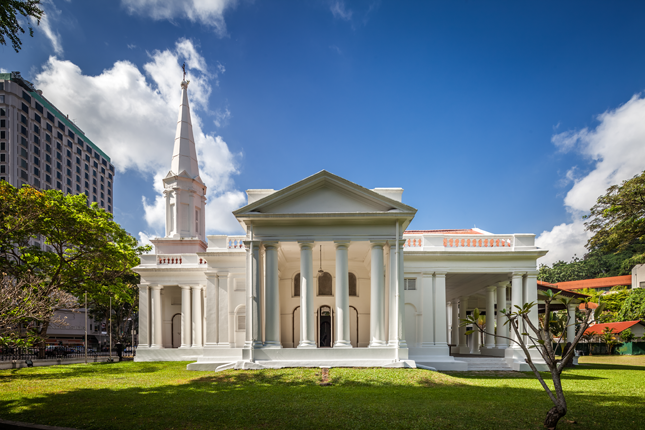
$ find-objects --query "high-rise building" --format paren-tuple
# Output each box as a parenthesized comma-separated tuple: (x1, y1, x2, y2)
(0, 71, 115, 213)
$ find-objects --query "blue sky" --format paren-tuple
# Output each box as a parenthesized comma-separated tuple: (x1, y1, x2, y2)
(4, 0, 645, 265)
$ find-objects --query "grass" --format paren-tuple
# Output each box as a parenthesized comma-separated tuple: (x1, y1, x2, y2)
(0, 356, 643, 429)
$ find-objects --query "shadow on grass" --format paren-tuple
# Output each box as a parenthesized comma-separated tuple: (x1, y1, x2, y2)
(0, 362, 168, 383)
(0, 365, 643, 430)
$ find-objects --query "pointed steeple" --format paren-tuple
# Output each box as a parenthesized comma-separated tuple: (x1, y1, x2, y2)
(170, 80, 200, 179)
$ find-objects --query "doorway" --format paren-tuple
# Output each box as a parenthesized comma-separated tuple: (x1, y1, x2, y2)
(318, 305, 332, 347)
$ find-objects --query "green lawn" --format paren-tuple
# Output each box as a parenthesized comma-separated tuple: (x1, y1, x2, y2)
(0, 356, 643, 430)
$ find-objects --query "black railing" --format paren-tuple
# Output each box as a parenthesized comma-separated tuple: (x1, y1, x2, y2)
(0, 346, 137, 361)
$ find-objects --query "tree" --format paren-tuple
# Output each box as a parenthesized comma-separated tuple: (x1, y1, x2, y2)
(0, 0, 43, 52)
(616, 288, 645, 322)
(462, 292, 604, 429)
(620, 328, 635, 344)
(0, 182, 150, 348)
(584, 170, 645, 270)
(599, 327, 619, 355)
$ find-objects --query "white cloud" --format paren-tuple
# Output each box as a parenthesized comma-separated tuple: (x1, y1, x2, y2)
(537, 94, 645, 266)
(330, 1, 353, 21)
(32, 0, 63, 55)
(33, 39, 245, 240)
(121, 0, 236, 37)
(214, 107, 231, 127)
(127, 44, 137, 49)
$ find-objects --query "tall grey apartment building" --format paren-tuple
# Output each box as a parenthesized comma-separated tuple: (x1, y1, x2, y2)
(0, 71, 114, 213)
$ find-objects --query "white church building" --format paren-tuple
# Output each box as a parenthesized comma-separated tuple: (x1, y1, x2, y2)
(134, 79, 552, 371)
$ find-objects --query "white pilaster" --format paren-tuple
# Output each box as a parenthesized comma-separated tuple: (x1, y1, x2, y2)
(180, 285, 192, 348)
(420, 273, 434, 347)
(369, 241, 387, 347)
(191, 285, 203, 347)
(434, 272, 448, 347)
(298, 242, 316, 348)
(458, 296, 469, 354)
(387, 243, 397, 346)
(264, 242, 282, 348)
(510, 273, 524, 347)
(204, 274, 218, 348)
(398, 239, 407, 347)
(150, 285, 163, 348)
(566, 303, 577, 343)
(451, 300, 459, 347)
(138, 284, 149, 347)
(334, 241, 352, 348)
(496, 282, 509, 348)
(485, 286, 496, 348)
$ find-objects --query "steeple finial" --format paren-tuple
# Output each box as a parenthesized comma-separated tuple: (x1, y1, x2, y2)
(181, 63, 190, 89)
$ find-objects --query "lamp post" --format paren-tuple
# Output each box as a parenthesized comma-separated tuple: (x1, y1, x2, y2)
(84, 292, 88, 364)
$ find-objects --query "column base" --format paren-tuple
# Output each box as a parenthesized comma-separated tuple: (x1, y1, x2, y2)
(191, 344, 204, 348)
(297, 340, 317, 349)
(389, 340, 408, 348)
(262, 341, 283, 349)
(369, 340, 388, 348)
(243, 340, 264, 349)
(215, 343, 231, 348)
(179, 345, 192, 349)
(150, 344, 162, 349)
(333, 340, 353, 348)
(484, 343, 496, 349)
(496, 345, 509, 349)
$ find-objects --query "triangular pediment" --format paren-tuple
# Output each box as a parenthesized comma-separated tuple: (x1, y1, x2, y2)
(234, 170, 416, 217)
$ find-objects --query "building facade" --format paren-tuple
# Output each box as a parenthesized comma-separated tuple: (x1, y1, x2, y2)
(0, 72, 115, 212)
(135, 79, 558, 371)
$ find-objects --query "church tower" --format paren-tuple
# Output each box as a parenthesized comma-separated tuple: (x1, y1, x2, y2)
(151, 77, 207, 254)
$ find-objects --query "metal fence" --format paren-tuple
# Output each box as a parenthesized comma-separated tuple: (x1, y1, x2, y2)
(0, 346, 137, 361)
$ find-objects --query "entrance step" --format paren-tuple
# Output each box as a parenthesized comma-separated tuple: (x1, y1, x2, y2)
(458, 357, 513, 371)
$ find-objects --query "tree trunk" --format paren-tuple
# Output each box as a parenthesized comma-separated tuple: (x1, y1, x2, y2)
(544, 405, 566, 429)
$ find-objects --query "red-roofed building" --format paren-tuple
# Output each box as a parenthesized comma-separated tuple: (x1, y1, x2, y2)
(547, 275, 632, 291)
(584, 321, 645, 338)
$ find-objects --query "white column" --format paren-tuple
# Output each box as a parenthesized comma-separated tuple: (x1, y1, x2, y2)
(496, 281, 509, 348)
(244, 240, 262, 349)
(334, 241, 352, 348)
(470, 325, 481, 354)
(387, 243, 397, 346)
(150, 285, 163, 348)
(485, 286, 496, 348)
(217, 273, 230, 347)
(369, 241, 387, 347)
(458, 296, 469, 353)
(138, 285, 149, 347)
(298, 242, 316, 348)
(451, 300, 459, 346)
(566, 303, 577, 343)
(204, 275, 217, 348)
(434, 272, 448, 347)
(510, 273, 524, 347)
(264, 242, 282, 348)
(420, 273, 434, 347)
(525, 272, 539, 343)
(398, 239, 406, 347)
(191, 285, 203, 347)
(180, 285, 192, 348)
(173, 189, 180, 237)
(188, 190, 195, 237)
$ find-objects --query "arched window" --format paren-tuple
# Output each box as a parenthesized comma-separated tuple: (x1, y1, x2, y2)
(318, 271, 332, 296)
(294, 273, 300, 297)
(349, 272, 357, 296)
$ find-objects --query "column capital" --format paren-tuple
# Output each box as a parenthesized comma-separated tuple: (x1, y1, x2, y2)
(263, 241, 280, 250)
(434, 271, 447, 277)
(190, 285, 204, 291)
(179, 285, 192, 290)
(138, 284, 149, 291)
(370, 240, 387, 247)
(512, 272, 526, 278)
(150, 285, 164, 290)
(334, 240, 351, 248)
(243, 239, 261, 248)
(487, 285, 497, 292)
(298, 241, 314, 249)
(496, 281, 510, 287)
(459, 295, 469, 303)
(525, 271, 539, 278)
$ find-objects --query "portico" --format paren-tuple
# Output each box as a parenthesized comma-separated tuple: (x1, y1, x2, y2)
(133, 78, 551, 371)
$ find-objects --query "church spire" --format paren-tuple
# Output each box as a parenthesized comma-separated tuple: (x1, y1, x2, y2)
(170, 69, 200, 179)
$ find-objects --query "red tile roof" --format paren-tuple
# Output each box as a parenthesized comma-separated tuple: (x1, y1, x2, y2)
(584, 320, 643, 335)
(578, 302, 599, 310)
(546, 275, 632, 291)
(404, 229, 482, 235)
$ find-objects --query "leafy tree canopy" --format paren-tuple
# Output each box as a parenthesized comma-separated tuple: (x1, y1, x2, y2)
(0, 182, 150, 346)
(617, 288, 645, 322)
(0, 0, 43, 52)
(585, 170, 645, 268)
